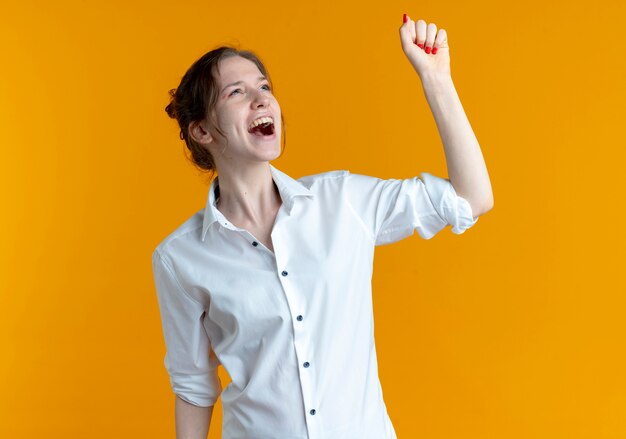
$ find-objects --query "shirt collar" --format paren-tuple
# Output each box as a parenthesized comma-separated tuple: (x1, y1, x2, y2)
(201, 164, 315, 242)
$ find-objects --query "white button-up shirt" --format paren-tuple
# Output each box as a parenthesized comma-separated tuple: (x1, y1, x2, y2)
(152, 164, 479, 439)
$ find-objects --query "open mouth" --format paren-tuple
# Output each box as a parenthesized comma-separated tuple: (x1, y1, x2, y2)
(248, 121, 276, 138)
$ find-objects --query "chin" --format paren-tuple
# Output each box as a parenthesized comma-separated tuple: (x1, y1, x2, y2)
(266, 146, 282, 161)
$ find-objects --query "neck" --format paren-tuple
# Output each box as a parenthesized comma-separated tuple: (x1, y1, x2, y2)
(214, 162, 281, 225)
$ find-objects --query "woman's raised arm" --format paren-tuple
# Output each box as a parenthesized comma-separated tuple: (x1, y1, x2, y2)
(399, 14, 494, 217)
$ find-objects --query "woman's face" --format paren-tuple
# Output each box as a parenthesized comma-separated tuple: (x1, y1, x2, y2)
(203, 56, 282, 166)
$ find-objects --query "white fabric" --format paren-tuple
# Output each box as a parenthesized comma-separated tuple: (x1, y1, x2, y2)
(152, 164, 479, 439)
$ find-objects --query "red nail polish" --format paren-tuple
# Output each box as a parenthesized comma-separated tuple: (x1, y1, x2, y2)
(425, 46, 431, 54)
(417, 43, 424, 49)
(403, 13, 407, 23)
(432, 47, 438, 54)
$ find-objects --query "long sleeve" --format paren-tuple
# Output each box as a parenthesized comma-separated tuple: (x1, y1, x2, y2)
(344, 171, 479, 245)
(152, 250, 222, 407)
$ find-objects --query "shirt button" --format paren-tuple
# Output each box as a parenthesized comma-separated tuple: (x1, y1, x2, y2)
(281, 270, 288, 277)
(310, 409, 316, 415)
(252, 241, 258, 247)
(303, 362, 310, 368)
(297, 315, 303, 321)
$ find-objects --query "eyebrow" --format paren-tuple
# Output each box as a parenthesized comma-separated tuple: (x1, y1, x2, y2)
(221, 76, 268, 94)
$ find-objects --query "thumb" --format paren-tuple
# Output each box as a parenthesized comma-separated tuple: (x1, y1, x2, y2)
(399, 14, 417, 49)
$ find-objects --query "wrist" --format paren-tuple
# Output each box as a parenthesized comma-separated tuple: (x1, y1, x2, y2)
(421, 73, 454, 92)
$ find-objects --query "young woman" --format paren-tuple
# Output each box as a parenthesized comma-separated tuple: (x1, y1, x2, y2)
(152, 14, 493, 439)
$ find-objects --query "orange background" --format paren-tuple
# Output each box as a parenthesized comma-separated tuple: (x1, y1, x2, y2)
(2, 0, 625, 437)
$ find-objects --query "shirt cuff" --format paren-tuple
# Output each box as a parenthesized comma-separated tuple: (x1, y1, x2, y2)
(421, 172, 479, 235)
(168, 369, 222, 407)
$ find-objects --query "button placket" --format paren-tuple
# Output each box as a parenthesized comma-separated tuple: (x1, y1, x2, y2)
(240, 231, 275, 266)
(273, 224, 318, 436)
(279, 267, 316, 429)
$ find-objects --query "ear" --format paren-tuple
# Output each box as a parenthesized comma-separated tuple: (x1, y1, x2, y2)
(188, 120, 214, 145)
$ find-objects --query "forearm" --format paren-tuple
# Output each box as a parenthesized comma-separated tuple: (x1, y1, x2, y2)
(421, 73, 494, 215)
(175, 395, 213, 439)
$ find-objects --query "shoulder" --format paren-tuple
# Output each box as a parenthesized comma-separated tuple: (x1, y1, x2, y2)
(152, 208, 204, 261)
(296, 169, 350, 188)
(297, 169, 392, 195)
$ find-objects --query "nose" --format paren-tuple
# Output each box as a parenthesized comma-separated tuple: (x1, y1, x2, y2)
(251, 88, 270, 108)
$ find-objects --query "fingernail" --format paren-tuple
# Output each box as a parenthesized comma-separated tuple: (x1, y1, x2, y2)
(425, 46, 431, 54)
(417, 43, 424, 49)
(403, 13, 407, 23)
(432, 47, 438, 55)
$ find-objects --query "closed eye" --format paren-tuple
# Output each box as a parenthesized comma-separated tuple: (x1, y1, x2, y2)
(229, 84, 272, 97)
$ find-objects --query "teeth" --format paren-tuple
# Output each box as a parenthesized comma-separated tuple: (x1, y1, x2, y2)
(248, 116, 274, 131)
